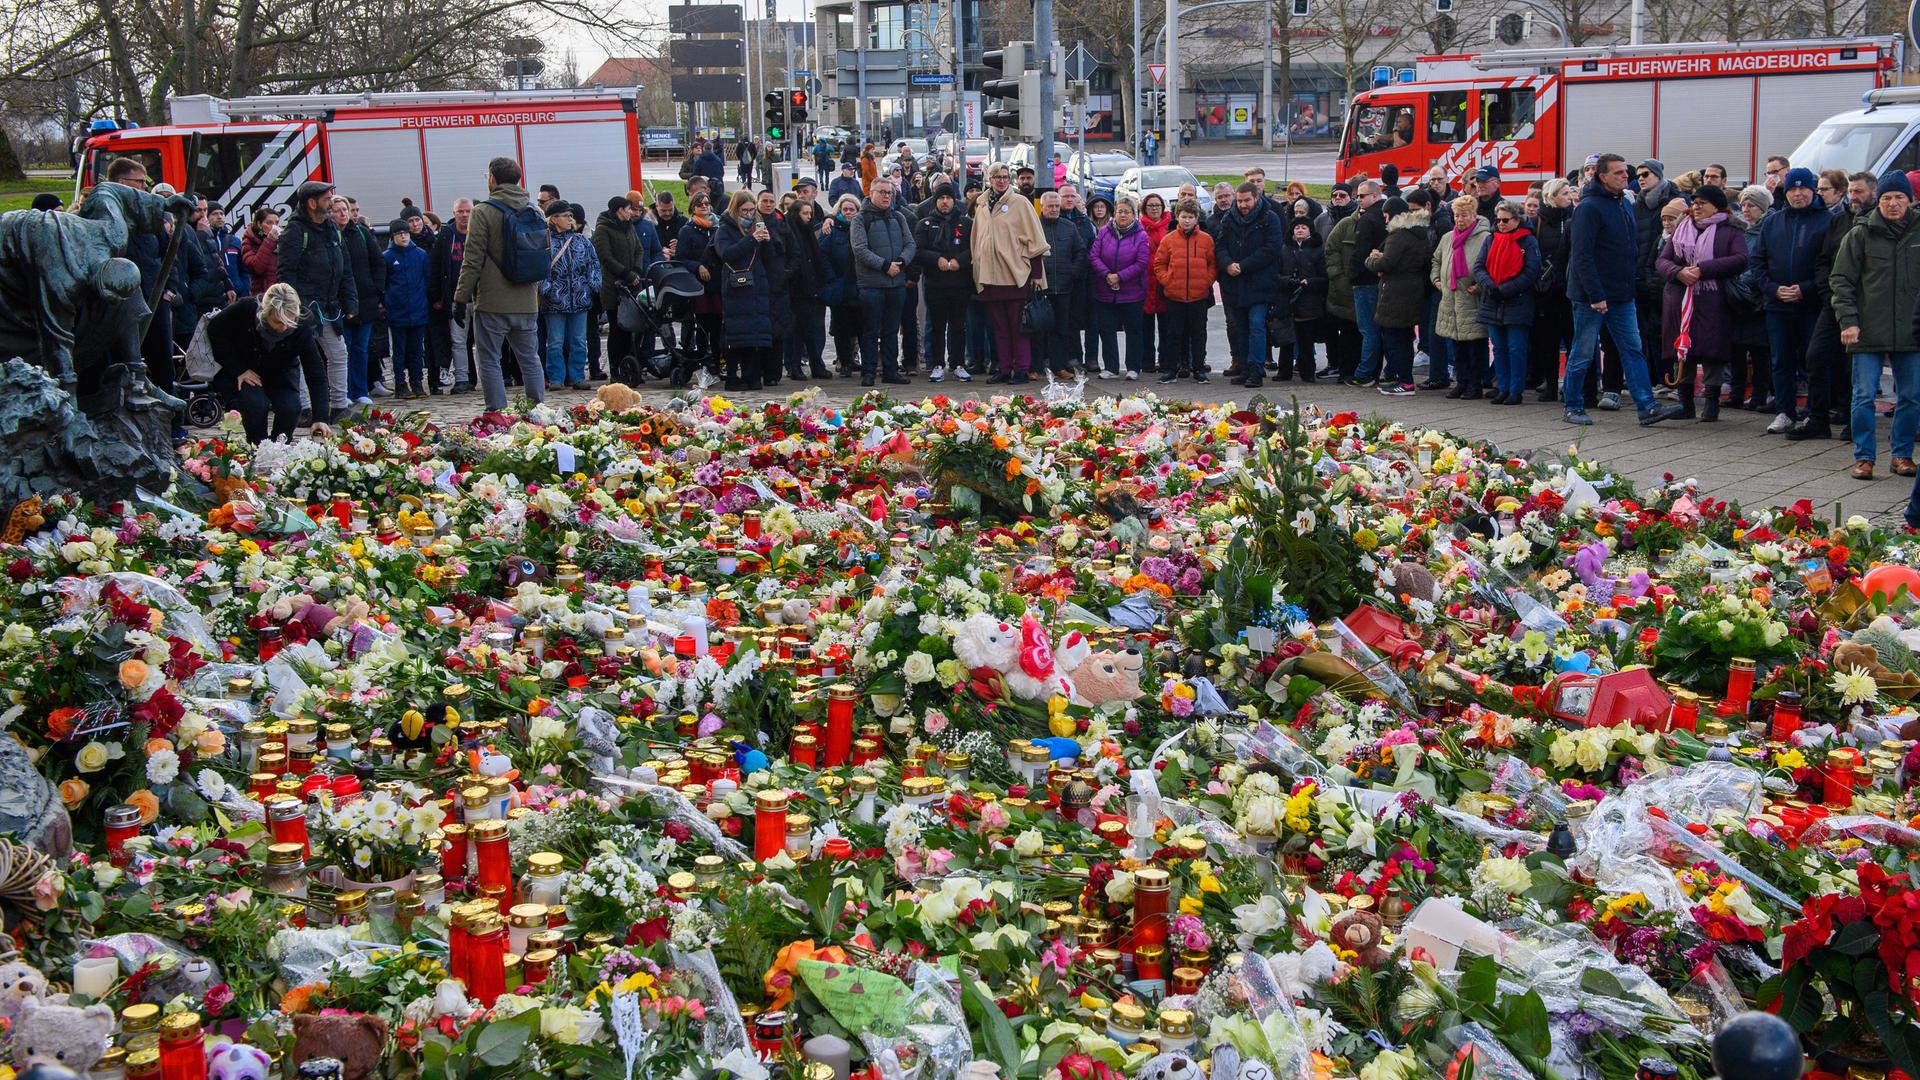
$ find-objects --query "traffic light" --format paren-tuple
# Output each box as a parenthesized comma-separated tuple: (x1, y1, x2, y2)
(981, 42, 1030, 135)
(1290, 0, 1309, 15)
(1434, 0, 1453, 11)
(764, 88, 788, 141)
(788, 88, 809, 126)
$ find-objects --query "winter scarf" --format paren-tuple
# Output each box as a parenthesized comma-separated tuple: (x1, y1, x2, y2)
(1484, 225, 1530, 284)
(1671, 211, 1728, 360)
(1449, 223, 1474, 292)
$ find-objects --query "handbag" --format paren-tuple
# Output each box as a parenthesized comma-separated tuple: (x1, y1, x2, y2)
(1019, 291, 1055, 335)
(1534, 256, 1555, 294)
(722, 248, 756, 290)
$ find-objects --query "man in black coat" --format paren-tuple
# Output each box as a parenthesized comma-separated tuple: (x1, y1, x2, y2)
(335, 196, 388, 402)
(916, 183, 974, 381)
(1347, 180, 1387, 384)
(427, 198, 474, 394)
(277, 180, 357, 419)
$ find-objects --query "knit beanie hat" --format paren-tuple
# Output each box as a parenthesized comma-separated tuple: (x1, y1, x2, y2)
(1693, 184, 1729, 212)
(1782, 167, 1816, 193)
(388, 218, 410, 236)
(1878, 170, 1914, 200)
(1638, 159, 1665, 181)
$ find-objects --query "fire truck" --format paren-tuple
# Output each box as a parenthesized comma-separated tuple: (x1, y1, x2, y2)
(76, 88, 646, 219)
(1336, 37, 1901, 193)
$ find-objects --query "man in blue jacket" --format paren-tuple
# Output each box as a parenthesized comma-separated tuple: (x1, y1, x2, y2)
(1563, 154, 1684, 428)
(691, 139, 727, 195)
(1748, 167, 1828, 434)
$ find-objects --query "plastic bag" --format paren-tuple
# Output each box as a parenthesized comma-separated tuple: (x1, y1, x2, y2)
(1492, 918, 1702, 1044)
(1571, 762, 1767, 914)
(82, 933, 222, 1002)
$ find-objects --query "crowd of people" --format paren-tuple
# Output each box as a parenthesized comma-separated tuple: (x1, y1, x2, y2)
(52, 141, 1920, 488)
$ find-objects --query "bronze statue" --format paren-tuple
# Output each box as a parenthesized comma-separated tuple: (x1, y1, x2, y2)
(0, 181, 197, 510)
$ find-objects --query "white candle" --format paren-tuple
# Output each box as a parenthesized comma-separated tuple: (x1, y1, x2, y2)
(72, 955, 117, 999)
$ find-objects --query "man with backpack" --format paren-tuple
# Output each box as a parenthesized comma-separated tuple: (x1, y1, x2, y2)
(453, 156, 550, 410)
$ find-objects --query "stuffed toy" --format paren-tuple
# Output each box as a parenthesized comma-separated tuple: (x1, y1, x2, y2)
(952, 614, 1021, 700)
(11, 999, 113, 1072)
(1386, 562, 1439, 604)
(1134, 1050, 1204, 1080)
(595, 382, 644, 413)
(1331, 908, 1390, 968)
(290, 1012, 388, 1080)
(206, 1040, 274, 1080)
(1002, 617, 1085, 701)
(1207, 1043, 1277, 1080)
(0, 960, 50, 1029)
(1063, 648, 1145, 707)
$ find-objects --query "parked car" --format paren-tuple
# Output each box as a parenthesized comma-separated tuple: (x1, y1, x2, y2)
(1066, 151, 1137, 199)
(1114, 165, 1211, 213)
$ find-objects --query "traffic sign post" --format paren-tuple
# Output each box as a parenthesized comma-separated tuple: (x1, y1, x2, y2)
(911, 73, 956, 86)
(1148, 63, 1167, 85)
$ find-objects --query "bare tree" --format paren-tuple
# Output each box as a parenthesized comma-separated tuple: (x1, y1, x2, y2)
(1311, 0, 1422, 99)
(1051, 0, 1163, 139)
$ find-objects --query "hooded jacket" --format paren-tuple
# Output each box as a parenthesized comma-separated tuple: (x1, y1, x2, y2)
(540, 227, 603, 314)
(1153, 222, 1217, 304)
(1214, 195, 1286, 307)
(1749, 195, 1828, 312)
(277, 212, 357, 319)
(1090, 219, 1152, 305)
(241, 226, 278, 296)
(915, 200, 974, 298)
(454, 182, 538, 314)
(1366, 209, 1432, 328)
(850, 197, 916, 290)
(592, 209, 663, 313)
(1324, 213, 1359, 322)
(1277, 230, 1328, 320)
(1040, 212, 1087, 296)
(1430, 216, 1492, 341)
(1568, 178, 1639, 305)
(1139, 210, 1171, 315)
(340, 219, 387, 325)
(1830, 206, 1920, 354)
(382, 240, 431, 327)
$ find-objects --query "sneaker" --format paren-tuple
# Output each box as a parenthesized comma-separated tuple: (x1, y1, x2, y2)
(1653, 386, 1678, 402)
(1596, 392, 1622, 411)
(1639, 402, 1686, 426)
(1563, 409, 1594, 426)
(1125, 371, 1138, 381)
(954, 367, 972, 382)
(1193, 373, 1210, 384)
(369, 383, 394, 398)
(1766, 413, 1795, 434)
(1315, 367, 1341, 380)
(353, 395, 373, 406)
(1344, 376, 1373, 388)
(1414, 350, 1430, 368)
(929, 366, 946, 383)
(1097, 370, 1116, 380)
(1379, 382, 1415, 397)
(1158, 371, 1181, 384)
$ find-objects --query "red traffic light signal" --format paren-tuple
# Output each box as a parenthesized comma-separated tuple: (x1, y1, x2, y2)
(789, 89, 808, 108)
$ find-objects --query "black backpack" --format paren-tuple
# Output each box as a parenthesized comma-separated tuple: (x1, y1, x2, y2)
(483, 198, 553, 285)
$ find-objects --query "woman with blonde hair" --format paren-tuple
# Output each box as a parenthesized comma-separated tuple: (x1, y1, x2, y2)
(1432, 193, 1491, 398)
(206, 281, 321, 443)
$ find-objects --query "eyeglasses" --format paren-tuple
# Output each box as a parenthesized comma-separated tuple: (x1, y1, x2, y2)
(1496, 217, 1517, 226)
(1635, 170, 1652, 178)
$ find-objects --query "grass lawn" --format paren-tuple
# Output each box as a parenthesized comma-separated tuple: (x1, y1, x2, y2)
(1, 176, 73, 212)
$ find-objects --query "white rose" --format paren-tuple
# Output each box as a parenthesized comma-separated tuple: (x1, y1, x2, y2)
(919, 890, 959, 927)
(1013, 829, 1044, 857)
(902, 652, 937, 685)
(1573, 731, 1611, 773)
(1479, 856, 1532, 895)
(1103, 869, 1137, 905)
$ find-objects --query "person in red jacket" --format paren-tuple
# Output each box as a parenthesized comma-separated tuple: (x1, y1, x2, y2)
(240, 206, 279, 296)
(1139, 192, 1171, 372)
(1152, 198, 1218, 383)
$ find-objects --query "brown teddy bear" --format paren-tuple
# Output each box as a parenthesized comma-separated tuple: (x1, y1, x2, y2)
(595, 382, 644, 413)
(1330, 908, 1390, 969)
(290, 1012, 388, 1080)
(1066, 649, 1145, 707)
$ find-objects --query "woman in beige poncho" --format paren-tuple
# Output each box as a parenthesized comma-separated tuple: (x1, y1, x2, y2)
(969, 162, 1050, 384)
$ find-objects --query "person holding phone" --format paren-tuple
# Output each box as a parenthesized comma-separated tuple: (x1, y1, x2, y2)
(713, 190, 776, 391)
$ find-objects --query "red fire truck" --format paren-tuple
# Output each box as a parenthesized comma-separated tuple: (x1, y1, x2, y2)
(77, 88, 646, 218)
(1336, 37, 1900, 193)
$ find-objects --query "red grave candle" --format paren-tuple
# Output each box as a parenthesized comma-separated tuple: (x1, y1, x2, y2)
(825, 684, 856, 767)
(754, 789, 790, 862)
(474, 820, 511, 892)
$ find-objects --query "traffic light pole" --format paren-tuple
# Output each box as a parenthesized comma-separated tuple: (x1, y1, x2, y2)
(785, 26, 799, 185)
(1035, 0, 1054, 191)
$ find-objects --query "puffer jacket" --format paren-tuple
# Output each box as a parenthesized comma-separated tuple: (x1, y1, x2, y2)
(1829, 207, 1920, 353)
(1367, 210, 1432, 329)
(341, 219, 386, 326)
(712, 214, 772, 348)
(1214, 196, 1286, 307)
(276, 213, 357, 318)
(1324, 213, 1358, 322)
(382, 241, 431, 327)
(1749, 196, 1828, 312)
(1472, 227, 1542, 328)
(1090, 220, 1152, 305)
(1277, 232, 1328, 320)
(539, 229, 602, 314)
(819, 212, 859, 308)
(915, 204, 974, 298)
(1430, 217, 1492, 341)
(1152, 224, 1216, 304)
(241, 227, 277, 296)
(849, 198, 916, 290)
(1040, 214, 1086, 295)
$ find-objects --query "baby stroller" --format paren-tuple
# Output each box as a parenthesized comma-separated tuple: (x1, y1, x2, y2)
(613, 262, 709, 388)
(176, 317, 229, 429)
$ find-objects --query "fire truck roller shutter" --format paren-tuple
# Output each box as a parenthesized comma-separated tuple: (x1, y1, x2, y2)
(325, 128, 428, 222)
(1757, 72, 1885, 183)
(1655, 77, 1754, 186)
(1562, 81, 1654, 176)
(425, 126, 521, 215)
(517, 122, 633, 226)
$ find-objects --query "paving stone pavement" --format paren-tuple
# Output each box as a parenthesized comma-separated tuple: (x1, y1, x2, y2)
(393, 348, 1917, 525)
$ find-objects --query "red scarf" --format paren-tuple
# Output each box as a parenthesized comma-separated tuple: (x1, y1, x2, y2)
(1484, 225, 1530, 285)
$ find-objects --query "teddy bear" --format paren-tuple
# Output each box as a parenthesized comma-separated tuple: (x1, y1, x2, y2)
(290, 1012, 388, 1080)
(1386, 562, 1439, 605)
(1135, 1049, 1205, 1080)
(1207, 1043, 1277, 1080)
(11, 999, 113, 1072)
(207, 1040, 274, 1080)
(1063, 648, 1145, 708)
(952, 613, 1089, 702)
(1331, 908, 1390, 969)
(595, 382, 644, 413)
(0, 960, 50, 1030)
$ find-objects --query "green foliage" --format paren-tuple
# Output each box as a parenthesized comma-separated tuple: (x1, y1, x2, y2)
(1235, 403, 1368, 620)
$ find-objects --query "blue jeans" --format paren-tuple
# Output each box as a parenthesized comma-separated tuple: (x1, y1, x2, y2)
(389, 324, 427, 388)
(1566, 300, 1657, 414)
(1766, 305, 1819, 421)
(1353, 284, 1382, 379)
(542, 310, 589, 384)
(343, 320, 374, 400)
(1093, 301, 1144, 372)
(1850, 351, 1920, 463)
(1489, 324, 1530, 396)
(1227, 304, 1269, 375)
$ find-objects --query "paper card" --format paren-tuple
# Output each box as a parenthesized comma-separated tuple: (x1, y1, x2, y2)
(797, 957, 910, 1037)
(555, 443, 578, 473)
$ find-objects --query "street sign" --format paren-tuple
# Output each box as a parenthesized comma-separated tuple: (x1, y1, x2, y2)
(910, 73, 956, 86)
(1065, 43, 1098, 81)
(671, 73, 748, 103)
(1148, 63, 1167, 85)
(668, 4, 743, 33)
(669, 39, 745, 67)
(795, 69, 813, 77)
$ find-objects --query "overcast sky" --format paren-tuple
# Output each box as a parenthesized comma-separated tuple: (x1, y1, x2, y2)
(557, 0, 817, 77)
